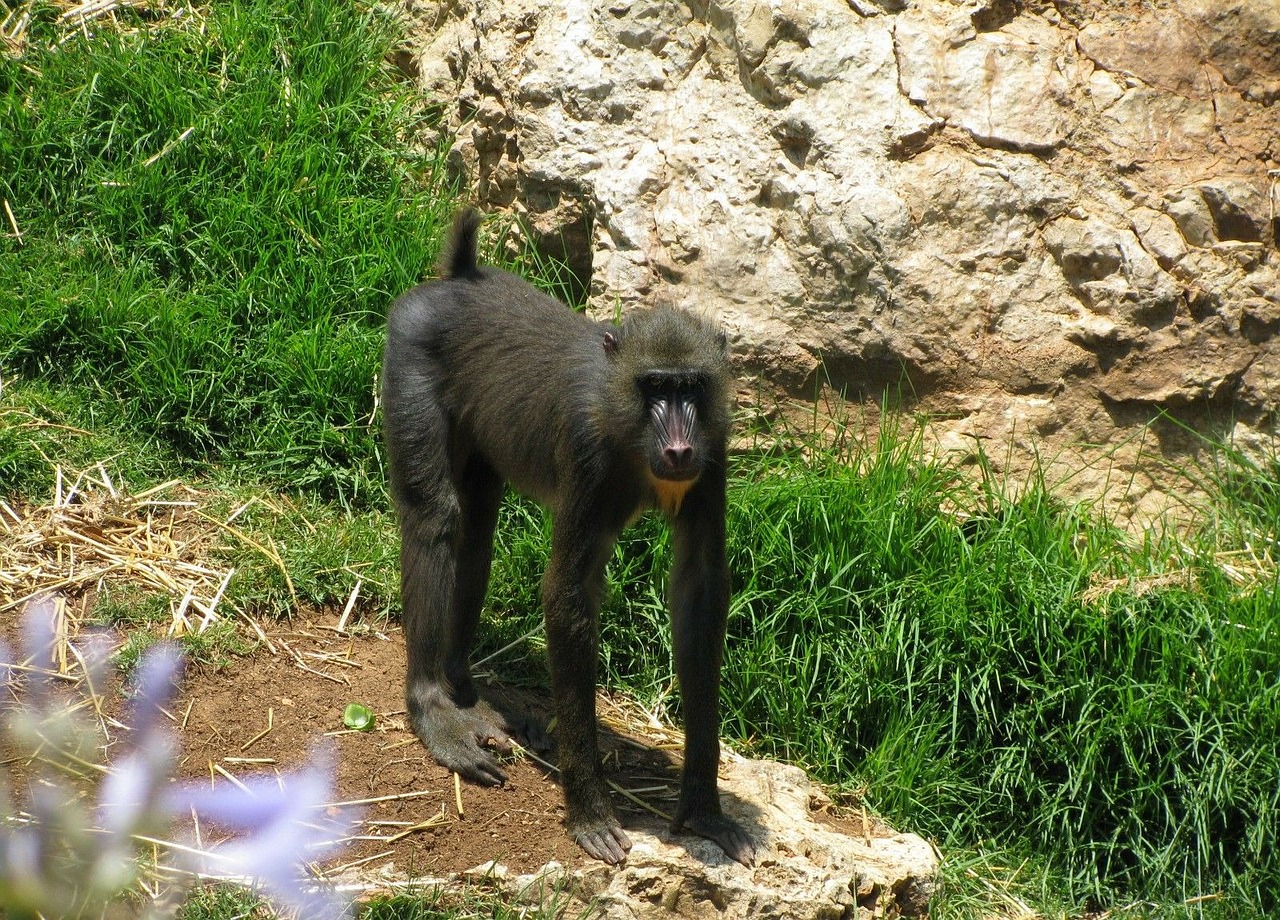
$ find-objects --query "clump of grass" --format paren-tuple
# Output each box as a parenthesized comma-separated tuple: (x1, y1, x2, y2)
(359, 883, 572, 920)
(1187, 438, 1280, 578)
(177, 885, 272, 920)
(92, 586, 173, 630)
(0, 0, 452, 506)
(104, 596, 250, 672)
(0, 380, 187, 499)
(202, 486, 400, 619)
(110, 628, 163, 675)
(719, 421, 1277, 915)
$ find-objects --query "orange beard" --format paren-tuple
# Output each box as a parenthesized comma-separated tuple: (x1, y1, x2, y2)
(646, 471, 696, 517)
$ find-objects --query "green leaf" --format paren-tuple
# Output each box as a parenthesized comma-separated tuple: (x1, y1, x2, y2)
(342, 703, 375, 731)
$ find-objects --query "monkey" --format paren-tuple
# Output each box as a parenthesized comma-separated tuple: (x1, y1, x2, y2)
(381, 209, 757, 867)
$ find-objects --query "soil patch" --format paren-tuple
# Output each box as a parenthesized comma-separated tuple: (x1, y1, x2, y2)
(176, 616, 589, 878)
(172, 614, 884, 883)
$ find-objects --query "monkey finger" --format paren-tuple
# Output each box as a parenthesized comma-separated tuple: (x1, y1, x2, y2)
(573, 824, 633, 864)
(685, 813, 758, 867)
(472, 759, 509, 787)
(437, 743, 508, 786)
(721, 826, 759, 867)
(479, 727, 515, 755)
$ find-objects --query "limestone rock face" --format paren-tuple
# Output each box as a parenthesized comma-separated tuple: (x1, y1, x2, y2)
(403, 0, 1280, 520)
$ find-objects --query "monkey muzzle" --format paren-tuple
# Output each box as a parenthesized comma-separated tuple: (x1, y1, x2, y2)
(650, 394, 700, 480)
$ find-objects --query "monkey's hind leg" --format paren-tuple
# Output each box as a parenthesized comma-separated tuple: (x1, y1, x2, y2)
(400, 443, 514, 785)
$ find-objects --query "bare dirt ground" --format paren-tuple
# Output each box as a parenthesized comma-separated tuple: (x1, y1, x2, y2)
(171, 614, 879, 884)
(176, 614, 655, 880)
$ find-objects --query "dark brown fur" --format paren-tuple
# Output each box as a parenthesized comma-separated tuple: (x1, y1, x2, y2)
(381, 209, 755, 865)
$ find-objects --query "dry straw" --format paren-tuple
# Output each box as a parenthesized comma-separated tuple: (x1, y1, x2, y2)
(3, 0, 205, 58)
(0, 462, 275, 647)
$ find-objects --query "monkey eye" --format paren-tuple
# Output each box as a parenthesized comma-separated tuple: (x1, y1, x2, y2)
(638, 371, 708, 399)
(638, 373, 667, 396)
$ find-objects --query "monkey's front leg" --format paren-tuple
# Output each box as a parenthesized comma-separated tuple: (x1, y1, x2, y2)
(668, 484, 759, 867)
(543, 527, 632, 865)
(669, 622, 757, 865)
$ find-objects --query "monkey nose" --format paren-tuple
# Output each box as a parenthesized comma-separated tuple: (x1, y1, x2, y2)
(663, 444, 694, 470)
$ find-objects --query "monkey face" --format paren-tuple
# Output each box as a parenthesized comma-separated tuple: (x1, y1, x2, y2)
(600, 306, 732, 501)
(639, 370, 709, 482)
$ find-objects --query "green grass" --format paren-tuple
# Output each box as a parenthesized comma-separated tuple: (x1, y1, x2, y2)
(177, 885, 272, 920)
(4, 2, 1280, 918)
(715, 423, 1280, 917)
(358, 881, 578, 920)
(1, 0, 452, 506)
(174, 882, 574, 920)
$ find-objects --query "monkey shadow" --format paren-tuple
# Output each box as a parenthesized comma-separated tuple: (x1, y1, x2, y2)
(480, 679, 768, 866)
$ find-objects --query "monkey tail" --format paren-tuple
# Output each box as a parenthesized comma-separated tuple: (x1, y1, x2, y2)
(439, 207, 482, 279)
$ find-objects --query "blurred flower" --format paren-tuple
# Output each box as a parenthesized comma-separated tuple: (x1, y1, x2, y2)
(172, 747, 351, 920)
(0, 597, 359, 918)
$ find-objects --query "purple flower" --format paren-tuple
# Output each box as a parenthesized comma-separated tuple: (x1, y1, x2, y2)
(0, 638, 13, 704)
(96, 643, 182, 839)
(1, 598, 359, 918)
(17, 594, 58, 702)
(169, 745, 355, 920)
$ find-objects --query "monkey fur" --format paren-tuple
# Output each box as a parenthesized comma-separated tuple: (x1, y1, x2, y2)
(382, 209, 756, 866)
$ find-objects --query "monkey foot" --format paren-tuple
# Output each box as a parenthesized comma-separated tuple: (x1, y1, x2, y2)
(411, 695, 517, 787)
(680, 813, 759, 867)
(571, 821, 633, 865)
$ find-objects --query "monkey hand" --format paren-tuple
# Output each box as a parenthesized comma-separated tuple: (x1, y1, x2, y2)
(571, 820, 633, 865)
(672, 807, 759, 867)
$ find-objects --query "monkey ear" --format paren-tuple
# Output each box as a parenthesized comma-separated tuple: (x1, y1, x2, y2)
(603, 331, 620, 357)
(716, 330, 729, 353)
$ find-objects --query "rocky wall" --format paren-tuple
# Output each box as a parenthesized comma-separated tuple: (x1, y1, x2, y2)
(400, 0, 1279, 520)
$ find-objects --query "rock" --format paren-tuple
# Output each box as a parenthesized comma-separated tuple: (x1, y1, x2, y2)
(495, 756, 937, 919)
(1096, 326, 1256, 407)
(1077, 15, 1211, 98)
(1189, 0, 1280, 92)
(405, 0, 1280, 524)
(1198, 179, 1270, 244)
(1131, 207, 1189, 269)
(1241, 298, 1280, 344)
(1043, 214, 1180, 328)
(1164, 189, 1218, 248)
(895, 5, 1075, 153)
(344, 755, 939, 919)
